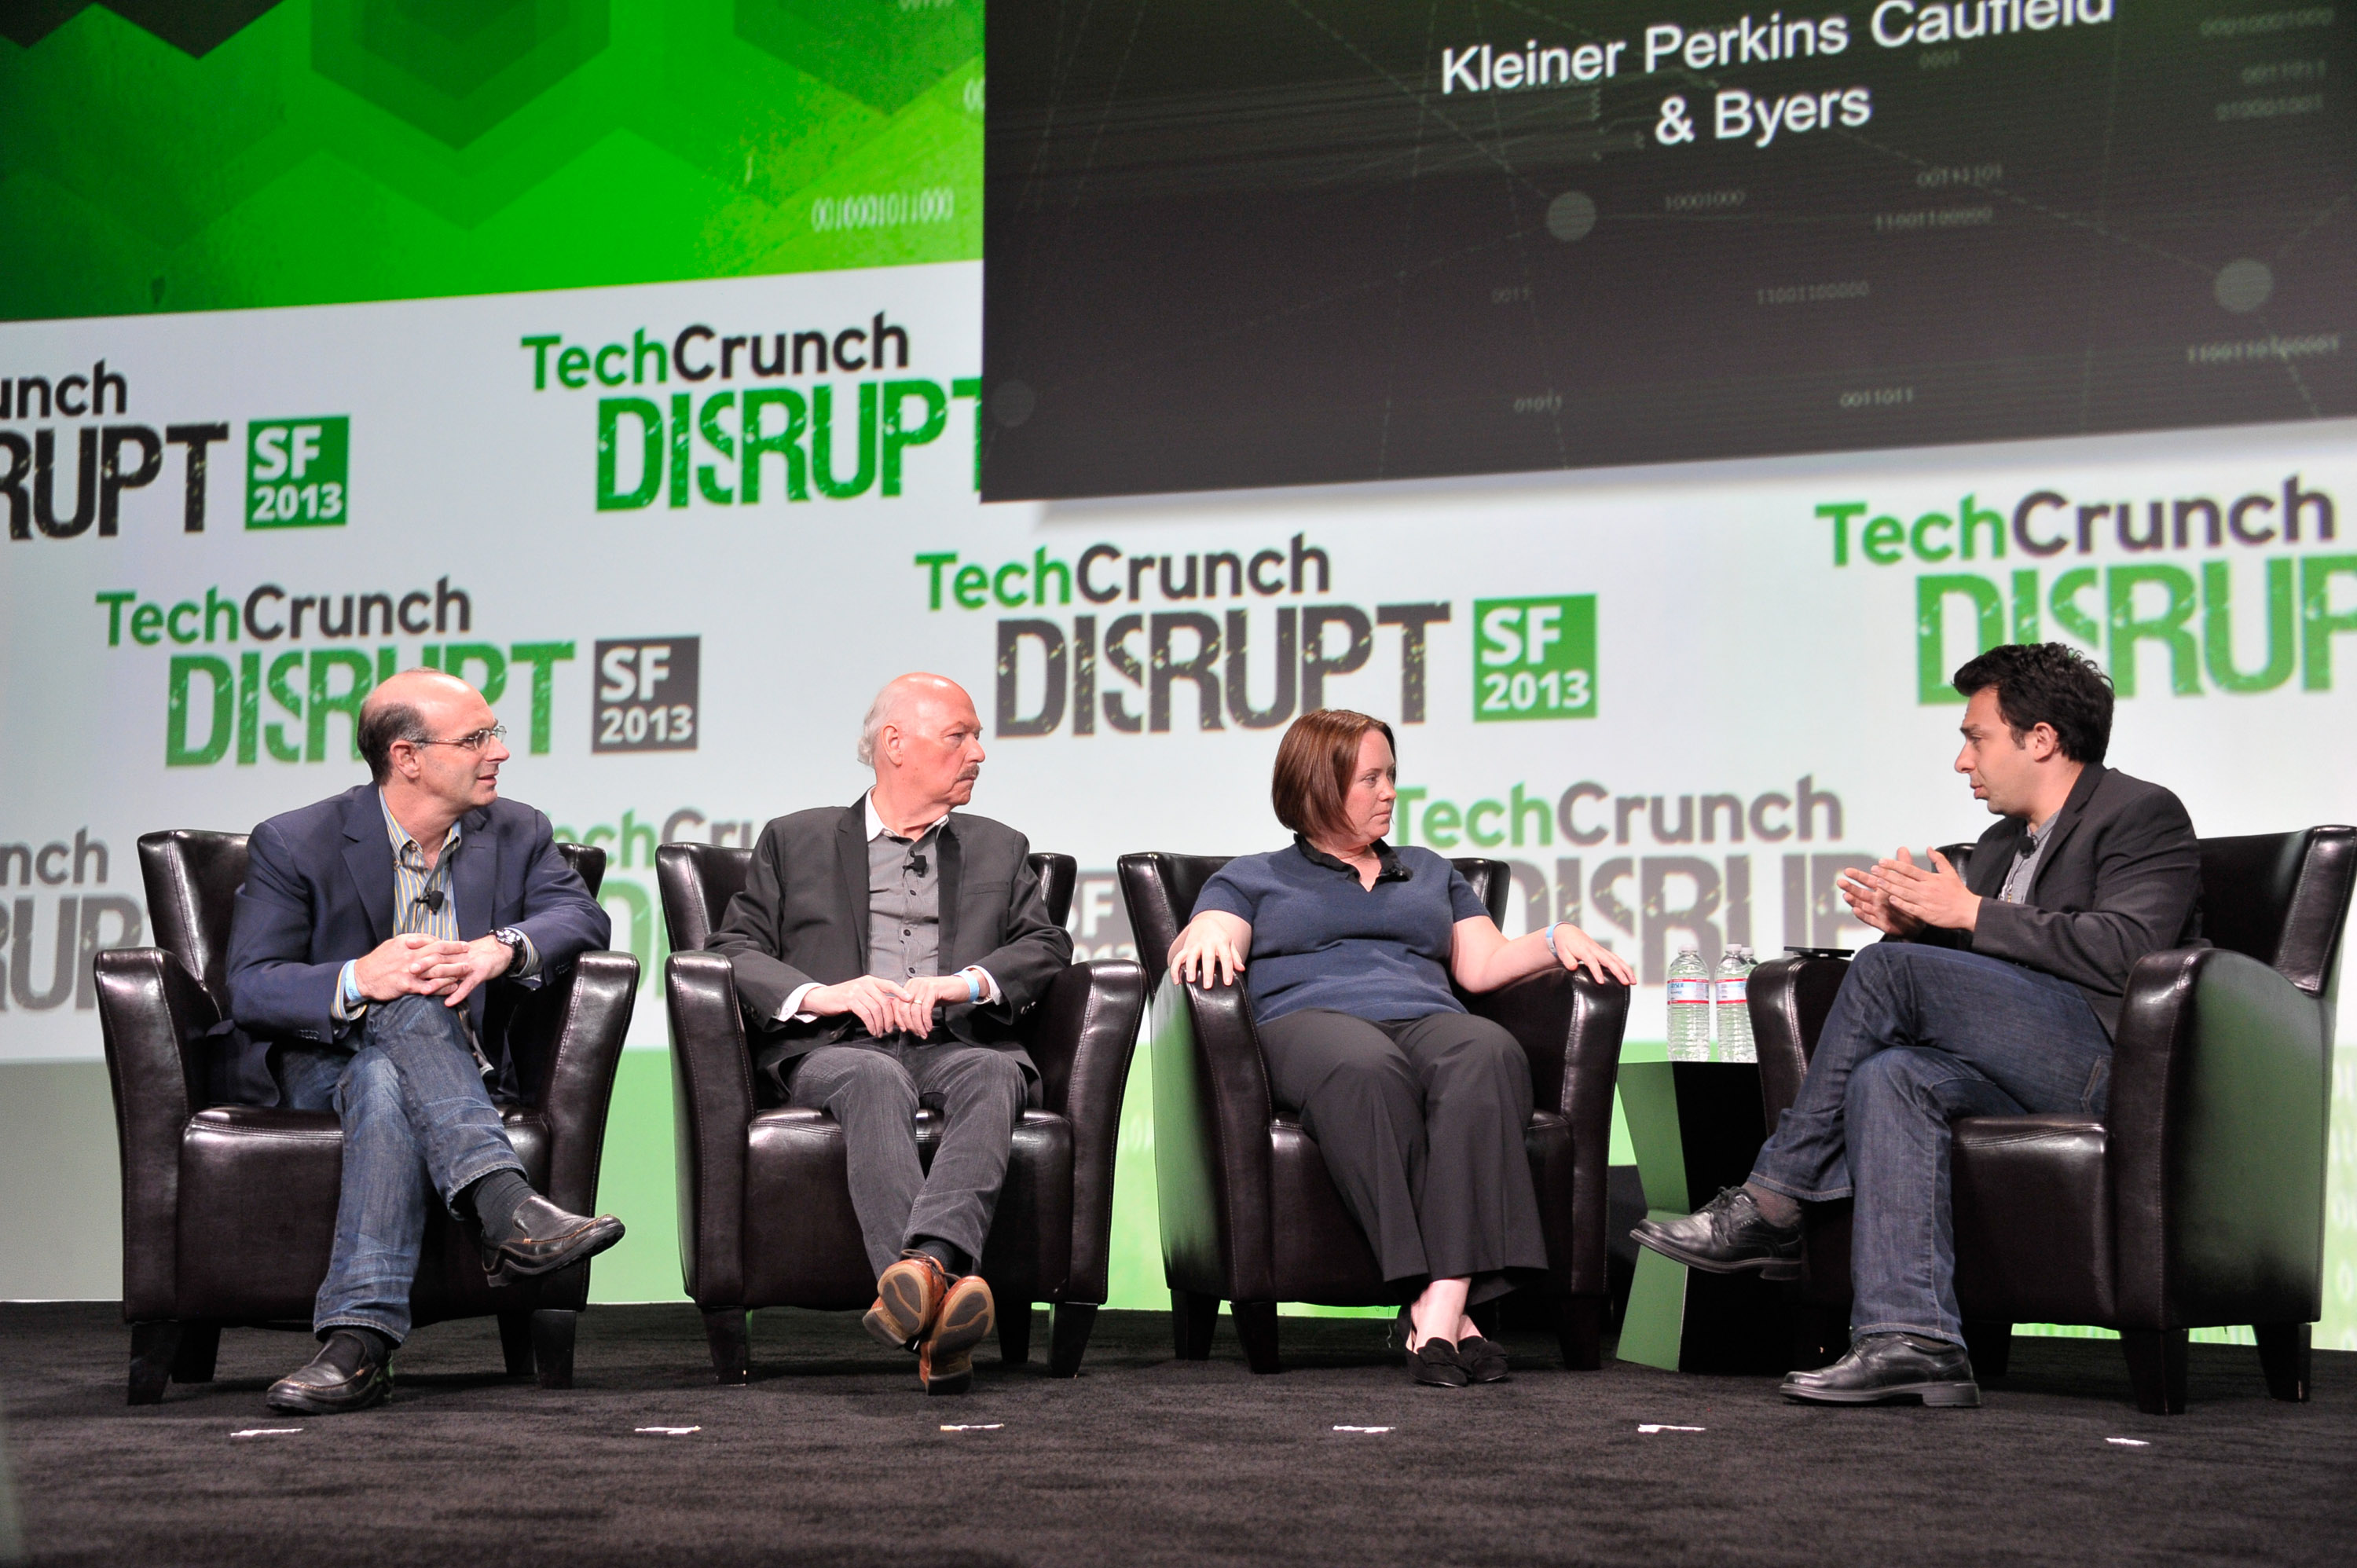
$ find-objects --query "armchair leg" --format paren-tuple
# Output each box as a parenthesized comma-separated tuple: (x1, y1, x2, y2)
(2254, 1323, 2311, 1403)
(530, 1309, 577, 1390)
(1171, 1289, 1219, 1361)
(1551, 1295, 1604, 1371)
(1232, 1300, 1282, 1375)
(1962, 1320, 2012, 1380)
(169, 1323, 221, 1384)
(127, 1321, 181, 1406)
(1049, 1302, 1099, 1378)
(702, 1306, 752, 1384)
(497, 1310, 537, 1378)
(999, 1302, 1035, 1366)
(2121, 1328, 2187, 1415)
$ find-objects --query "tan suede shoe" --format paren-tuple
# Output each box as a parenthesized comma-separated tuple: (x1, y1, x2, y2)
(863, 1252, 953, 1351)
(916, 1273, 995, 1395)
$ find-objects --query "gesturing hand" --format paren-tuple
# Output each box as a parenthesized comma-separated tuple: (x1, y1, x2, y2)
(1837, 859, 1923, 938)
(1168, 911, 1249, 988)
(1878, 847, 1981, 932)
(804, 974, 916, 1037)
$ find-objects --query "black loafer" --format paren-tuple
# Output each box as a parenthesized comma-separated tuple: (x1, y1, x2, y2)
(1630, 1186, 1803, 1280)
(1455, 1335, 1511, 1384)
(1781, 1332, 1981, 1408)
(266, 1332, 391, 1415)
(482, 1194, 625, 1285)
(1408, 1338, 1468, 1387)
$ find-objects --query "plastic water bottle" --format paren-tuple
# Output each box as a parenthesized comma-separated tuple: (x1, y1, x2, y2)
(1666, 946, 1711, 1061)
(1715, 946, 1757, 1063)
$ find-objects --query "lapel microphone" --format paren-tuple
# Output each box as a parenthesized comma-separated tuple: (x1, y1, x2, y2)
(416, 888, 445, 914)
(908, 852, 928, 877)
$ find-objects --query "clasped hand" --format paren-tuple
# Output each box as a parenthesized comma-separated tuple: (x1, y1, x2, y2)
(805, 973, 972, 1037)
(353, 930, 513, 1009)
(1838, 847, 1981, 936)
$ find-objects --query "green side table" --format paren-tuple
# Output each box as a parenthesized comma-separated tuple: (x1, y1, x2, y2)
(1615, 1060, 1794, 1375)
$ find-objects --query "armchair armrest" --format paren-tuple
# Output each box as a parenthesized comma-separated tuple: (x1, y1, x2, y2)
(1150, 976, 1277, 1303)
(1468, 969, 1630, 1296)
(1021, 960, 1147, 1304)
(1748, 954, 1853, 1130)
(665, 952, 756, 1305)
(95, 947, 216, 1321)
(522, 951, 638, 1216)
(2110, 945, 2331, 1329)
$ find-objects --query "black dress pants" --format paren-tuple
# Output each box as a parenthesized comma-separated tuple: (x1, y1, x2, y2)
(1255, 1008, 1546, 1305)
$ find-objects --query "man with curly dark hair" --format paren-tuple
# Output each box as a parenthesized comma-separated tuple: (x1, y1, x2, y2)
(1634, 642, 2203, 1408)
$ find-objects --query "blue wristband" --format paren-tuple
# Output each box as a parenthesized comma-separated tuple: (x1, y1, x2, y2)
(963, 969, 984, 1004)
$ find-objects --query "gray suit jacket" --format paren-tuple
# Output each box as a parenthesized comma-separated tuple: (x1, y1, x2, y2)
(1912, 762, 2204, 1037)
(706, 794, 1073, 1096)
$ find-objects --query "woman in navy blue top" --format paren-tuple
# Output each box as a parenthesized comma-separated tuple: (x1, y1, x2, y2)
(1169, 709, 1633, 1386)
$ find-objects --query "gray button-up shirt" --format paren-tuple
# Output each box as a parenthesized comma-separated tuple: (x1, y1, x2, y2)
(1999, 813, 2057, 905)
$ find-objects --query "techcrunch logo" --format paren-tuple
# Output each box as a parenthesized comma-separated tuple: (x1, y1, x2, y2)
(1814, 476, 2357, 700)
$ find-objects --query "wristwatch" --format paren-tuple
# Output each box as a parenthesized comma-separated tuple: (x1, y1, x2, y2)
(492, 926, 528, 971)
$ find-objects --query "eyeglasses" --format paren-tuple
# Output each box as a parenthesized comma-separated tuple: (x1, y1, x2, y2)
(410, 725, 507, 753)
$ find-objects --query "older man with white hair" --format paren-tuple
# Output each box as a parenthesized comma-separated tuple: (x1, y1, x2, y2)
(707, 673, 1072, 1394)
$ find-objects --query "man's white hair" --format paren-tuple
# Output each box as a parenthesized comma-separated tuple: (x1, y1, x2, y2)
(856, 680, 902, 768)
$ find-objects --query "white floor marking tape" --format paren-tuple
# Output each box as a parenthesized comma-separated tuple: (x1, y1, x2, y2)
(1637, 1424, 1706, 1434)
(229, 1429, 303, 1438)
(940, 1423, 1004, 1431)
(2106, 1438, 2150, 1447)
(1332, 1425, 1394, 1433)
(635, 1426, 702, 1435)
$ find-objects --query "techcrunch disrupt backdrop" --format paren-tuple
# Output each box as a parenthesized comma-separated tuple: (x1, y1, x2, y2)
(2, 262, 2353, 1339)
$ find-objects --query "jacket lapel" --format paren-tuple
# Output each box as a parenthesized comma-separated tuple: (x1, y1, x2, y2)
(2024, 762, 2106, 899)
(838, 797, 871, 969)
(340, 787, 396, 943)
(937, 819, 963, 969)
(453, 805, 496, 941)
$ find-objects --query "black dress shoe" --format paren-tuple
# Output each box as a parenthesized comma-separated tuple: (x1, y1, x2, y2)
(1781, 1333, 1981, 1407)
(480, 1194, 625, 1284)
(1629, 1186, 1802, 1280)
(1408, 1338, 1468, 1387)
(266, 1332, 390, 1414)
(1455, 1335, 1511, 1384)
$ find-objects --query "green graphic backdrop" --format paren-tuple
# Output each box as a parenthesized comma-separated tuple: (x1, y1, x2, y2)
(0, 0, 981, 321)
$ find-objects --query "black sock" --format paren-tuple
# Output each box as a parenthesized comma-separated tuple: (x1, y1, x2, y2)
(464, 1169, 537, 1246)
(319, 1327, 394, 1372)
(911, 1236, 967, 1277)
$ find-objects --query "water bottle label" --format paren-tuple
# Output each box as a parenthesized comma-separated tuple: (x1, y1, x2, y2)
(1716, 978, 1747, 1003)
(1666, 980, 1712, 1004)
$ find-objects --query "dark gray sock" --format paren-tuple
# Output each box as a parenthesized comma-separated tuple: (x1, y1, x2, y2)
(319, 1327, 394, 1372)
(910, 1236, 967, 1277)
(464, 1168, 537, 1246)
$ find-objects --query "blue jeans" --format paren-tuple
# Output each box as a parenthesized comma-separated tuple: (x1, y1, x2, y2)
(1749, 941, 2113, 1347)
(275, 995, 526, 1343)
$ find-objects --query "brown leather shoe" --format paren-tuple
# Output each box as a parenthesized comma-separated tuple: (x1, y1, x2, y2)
(917, 1273, 995, 1395)
(863, 1253, 952, 1352)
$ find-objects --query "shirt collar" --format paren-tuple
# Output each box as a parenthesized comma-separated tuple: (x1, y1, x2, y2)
(865, 792, 950, 845)
(379, 790, 462, 860)
(1293, 833, 1410, 884)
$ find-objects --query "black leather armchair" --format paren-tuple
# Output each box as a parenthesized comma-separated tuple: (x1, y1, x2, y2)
(655, 843, 1146, 1381)
(94, 830, 640, 1403)
(1117, 852, 1630, 1373)
(1750, 826, 2356, 1414)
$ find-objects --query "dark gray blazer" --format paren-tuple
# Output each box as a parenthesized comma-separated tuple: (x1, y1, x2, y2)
(706, 794, 1072, 1095)
(1912, 762, 2204, 1037)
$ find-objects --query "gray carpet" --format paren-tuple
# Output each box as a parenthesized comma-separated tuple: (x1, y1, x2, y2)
(2, 1302, 2351, 1567)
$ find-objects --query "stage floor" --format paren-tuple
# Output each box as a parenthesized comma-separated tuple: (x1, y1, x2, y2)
(2, 1302, 2350, 1566)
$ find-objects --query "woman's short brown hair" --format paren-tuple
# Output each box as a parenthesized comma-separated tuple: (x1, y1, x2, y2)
(1271, 709, 1396, 841)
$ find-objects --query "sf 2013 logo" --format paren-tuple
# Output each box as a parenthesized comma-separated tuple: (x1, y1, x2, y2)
(593, 638, 700, 753)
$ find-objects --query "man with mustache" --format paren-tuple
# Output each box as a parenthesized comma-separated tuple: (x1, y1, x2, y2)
(223, 669, 621, 1413)
(708, 673, 1072, 1394)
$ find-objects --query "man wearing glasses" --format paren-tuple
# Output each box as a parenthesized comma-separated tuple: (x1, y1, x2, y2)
(222, 669, 621, 1413)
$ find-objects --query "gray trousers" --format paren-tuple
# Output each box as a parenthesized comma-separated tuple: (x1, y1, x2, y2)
(1256, 1008, 1547, 1306)
(789, 1040, 1029, 1280)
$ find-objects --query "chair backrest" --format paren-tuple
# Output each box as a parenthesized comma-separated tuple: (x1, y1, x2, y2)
(654, 841, 1076, 954)
(1116, 850, 1511, 993)
(135, 829, 604, 1015)
(2198, 827, 2355, 997)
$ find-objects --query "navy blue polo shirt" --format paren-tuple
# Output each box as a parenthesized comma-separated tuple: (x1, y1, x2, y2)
(1192, 837, 1490, 1024)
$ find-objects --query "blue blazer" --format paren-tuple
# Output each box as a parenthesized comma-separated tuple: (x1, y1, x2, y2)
(218, 782, 611, 1107)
